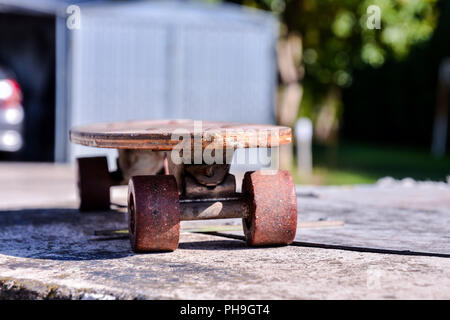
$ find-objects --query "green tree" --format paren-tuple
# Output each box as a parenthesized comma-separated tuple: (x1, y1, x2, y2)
(230, 0, 439, 140)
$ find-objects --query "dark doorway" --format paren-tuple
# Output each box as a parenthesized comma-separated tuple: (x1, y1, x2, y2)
(0, 12, 55, 161)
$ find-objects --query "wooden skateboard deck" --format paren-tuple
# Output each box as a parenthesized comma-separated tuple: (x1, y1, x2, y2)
(70, 120, 297, 252)
(70, 119, 292, 150)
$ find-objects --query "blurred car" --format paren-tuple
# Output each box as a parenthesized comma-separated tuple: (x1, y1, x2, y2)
(0, 67, 24, 152)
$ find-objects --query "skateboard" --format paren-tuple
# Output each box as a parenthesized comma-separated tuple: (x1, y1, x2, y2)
(70, 120, 297, 252)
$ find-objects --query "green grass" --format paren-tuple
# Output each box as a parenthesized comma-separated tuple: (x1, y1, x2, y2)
(292, 141, 450, 185)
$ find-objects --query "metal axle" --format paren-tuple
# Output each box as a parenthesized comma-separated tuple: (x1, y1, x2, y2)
(178, 195, 249, 221)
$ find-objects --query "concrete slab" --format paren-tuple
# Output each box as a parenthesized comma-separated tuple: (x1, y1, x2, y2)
(214, 184, 450, 256)
(0, 163, 449, 299)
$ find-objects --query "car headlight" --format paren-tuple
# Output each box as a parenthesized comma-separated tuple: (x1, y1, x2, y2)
(0, 130, 22, 152)
(4, 106, 24, 125)
(0, 80, 13, 100)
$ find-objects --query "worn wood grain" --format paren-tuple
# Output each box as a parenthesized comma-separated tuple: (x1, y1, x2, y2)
(70, 120, 292, 150)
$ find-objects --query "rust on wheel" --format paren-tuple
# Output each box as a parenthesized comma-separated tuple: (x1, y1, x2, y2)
(242, 170, 297, 246)
(128, 175, 180, 252)
(77, 156, 111, 212)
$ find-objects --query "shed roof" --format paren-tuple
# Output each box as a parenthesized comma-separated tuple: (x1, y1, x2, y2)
(0, 0, 276, 27)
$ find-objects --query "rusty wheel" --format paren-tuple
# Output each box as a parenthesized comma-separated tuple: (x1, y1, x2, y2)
(77, 156, 111, 212)
(242, 170, 297, 246)
(128, 175, 180, 252)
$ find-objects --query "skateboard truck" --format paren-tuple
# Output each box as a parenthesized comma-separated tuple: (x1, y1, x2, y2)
(128, 156, 297, 252)
(168, 157, 244, 222)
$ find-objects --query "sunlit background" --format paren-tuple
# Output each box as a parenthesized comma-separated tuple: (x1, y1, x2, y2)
(0, 0, 449, 185)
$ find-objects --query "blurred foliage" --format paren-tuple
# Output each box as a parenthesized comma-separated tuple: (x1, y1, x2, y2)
(342, 1, 450, 149)
(293, 141, 450, 185)
(227, 0, 439, 118)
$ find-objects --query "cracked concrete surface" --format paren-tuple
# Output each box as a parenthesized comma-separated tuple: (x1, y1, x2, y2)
(0, 163, 449, 299)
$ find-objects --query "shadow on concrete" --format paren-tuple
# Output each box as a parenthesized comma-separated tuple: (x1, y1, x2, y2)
(0, 208, 133, 261)
(179, 239, 250, 251)
(0, 207, 264, 261)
